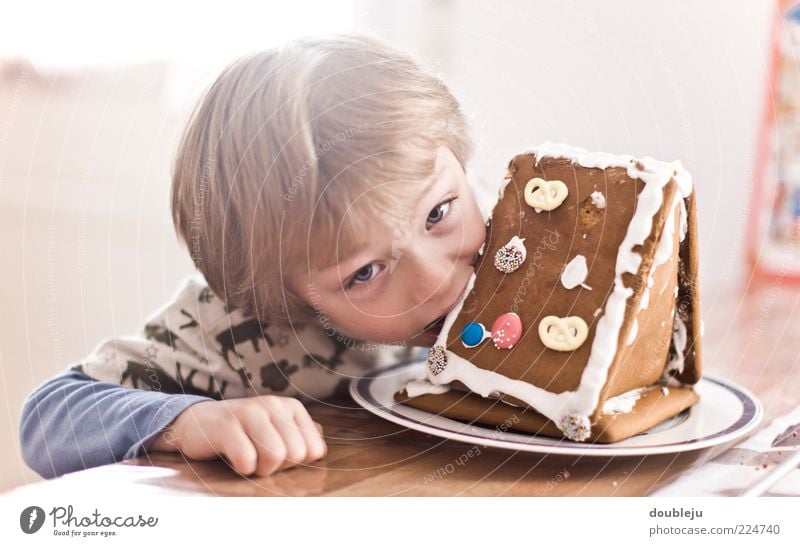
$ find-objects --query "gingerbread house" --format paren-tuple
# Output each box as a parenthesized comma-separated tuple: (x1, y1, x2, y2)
(395, 142, 702, 443)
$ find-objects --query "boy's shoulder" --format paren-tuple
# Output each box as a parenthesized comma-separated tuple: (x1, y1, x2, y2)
(69, 272, 424, 399)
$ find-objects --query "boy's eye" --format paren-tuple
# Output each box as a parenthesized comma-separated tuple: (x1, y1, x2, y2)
(344, 197, 456, 291)
(346, 263, 382, 290)
(426, 198, 455, 229)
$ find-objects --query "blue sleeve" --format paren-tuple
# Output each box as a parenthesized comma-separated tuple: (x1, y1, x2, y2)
(19, 368, 213, 480)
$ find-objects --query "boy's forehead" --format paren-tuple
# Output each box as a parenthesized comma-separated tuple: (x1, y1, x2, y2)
(308, 146, 454, 279)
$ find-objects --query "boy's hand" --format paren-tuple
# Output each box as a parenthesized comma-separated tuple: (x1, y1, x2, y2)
(148, 395, 327, 477)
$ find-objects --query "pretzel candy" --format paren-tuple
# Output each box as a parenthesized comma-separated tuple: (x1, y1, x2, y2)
(524, 177, 568, 211)
(538, 315, 588, 351)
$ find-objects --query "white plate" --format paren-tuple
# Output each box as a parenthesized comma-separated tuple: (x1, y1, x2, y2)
(350, 359, 763, 456)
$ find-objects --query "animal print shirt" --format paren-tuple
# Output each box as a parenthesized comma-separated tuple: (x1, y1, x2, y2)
(71, 272, 421, 401)
(19, 272, 424, 479)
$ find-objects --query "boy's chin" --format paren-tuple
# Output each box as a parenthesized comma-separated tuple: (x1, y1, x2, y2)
(405, 325, 444, 347)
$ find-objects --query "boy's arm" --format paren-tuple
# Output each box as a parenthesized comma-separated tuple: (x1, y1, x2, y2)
(20, 272, 423, 478)
(19, 368, 212, 479)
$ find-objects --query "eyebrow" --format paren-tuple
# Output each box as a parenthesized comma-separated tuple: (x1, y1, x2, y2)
(320, 162, 448, 280)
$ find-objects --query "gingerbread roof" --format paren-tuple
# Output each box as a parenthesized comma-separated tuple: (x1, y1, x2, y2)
(398, 142, 703, 442)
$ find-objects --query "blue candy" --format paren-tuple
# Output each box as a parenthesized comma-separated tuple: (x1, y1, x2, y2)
(461, 321, 488, 348)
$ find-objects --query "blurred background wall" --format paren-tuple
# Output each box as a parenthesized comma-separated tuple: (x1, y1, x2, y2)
(0, 0, 773, 491)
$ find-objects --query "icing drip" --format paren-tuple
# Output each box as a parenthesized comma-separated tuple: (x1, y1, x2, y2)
(405, 380, 451, 397)
(590, 190, 607, 209)
(663, 316, 688, 383)
(561, 255, 592, 290)
(679, 198, 688, 242)
(626, 319, 638, 346)
(640, 283, 651, 311)
(412, 142, 693, 440)
(601, 386, 649, 415)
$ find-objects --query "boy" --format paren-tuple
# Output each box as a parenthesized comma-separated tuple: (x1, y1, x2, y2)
(19, 32, 487, 479)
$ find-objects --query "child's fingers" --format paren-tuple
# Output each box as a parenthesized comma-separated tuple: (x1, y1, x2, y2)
(212, 419, 258, 476)
(238, 410, 288, 476)
(292, 409, 327, 462)
(268, 404, 310, 469)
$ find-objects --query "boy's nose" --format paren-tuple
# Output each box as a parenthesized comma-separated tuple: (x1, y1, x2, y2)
(404, 246, 459, 307)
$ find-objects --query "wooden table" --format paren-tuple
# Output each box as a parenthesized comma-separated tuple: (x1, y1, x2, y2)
(6, 278, 800, 496)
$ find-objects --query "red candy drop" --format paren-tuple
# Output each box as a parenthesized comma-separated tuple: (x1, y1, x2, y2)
(491, 312, 522, 349)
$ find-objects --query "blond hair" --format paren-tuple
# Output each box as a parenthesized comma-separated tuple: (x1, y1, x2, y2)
(171, 32, 474, 326)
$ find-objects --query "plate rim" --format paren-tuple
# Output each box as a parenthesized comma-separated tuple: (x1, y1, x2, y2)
(349, 359, 764, 457)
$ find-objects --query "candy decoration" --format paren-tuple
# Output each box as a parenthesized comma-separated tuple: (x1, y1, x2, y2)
(538, 315, 589, 351)
(461, 321, 491, 348)
(561, 254, 592, 290)
(524, 177, 568, 211)
(427, 345, 448, 376)
(494, 236, 527, 273)
(491, 312, 522, 349)
(560, 413, 591, 442)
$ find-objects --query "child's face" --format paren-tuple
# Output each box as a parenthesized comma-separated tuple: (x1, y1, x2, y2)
(293, 146, 486, 347)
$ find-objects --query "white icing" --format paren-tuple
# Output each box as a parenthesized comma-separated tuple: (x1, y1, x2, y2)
(593, 308, 602, 317)
(626, 319, 638, 346)
(641, 187, 681, 312)
(477, 242, 486, 256)
(679, 198, 688, 242)
(506, 235, 527, 260)
(640, 285, 651, 311)
(561, 255, 592, 290)
(601, 386, 649, 415)
(663, 316, 688, 380)
(661, 386, 670, 396)
(404, 379, 451, 397)
(431, 349, 572, 422)
(421, 142, 693, 438)
(590, 190, 606, 209)
(700, 319, 705, 338)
